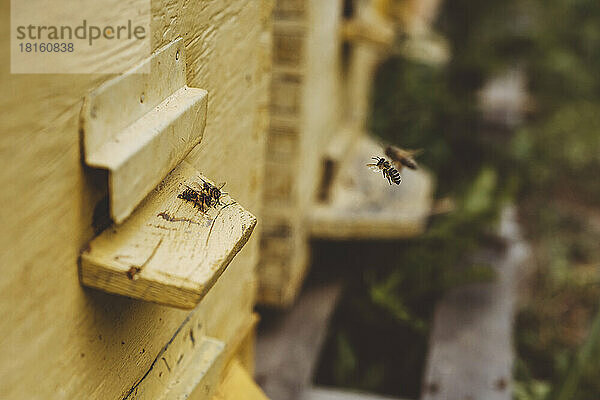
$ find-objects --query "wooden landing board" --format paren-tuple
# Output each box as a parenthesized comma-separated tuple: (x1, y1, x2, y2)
(421, 207, 530, 400)
(80, 161, 257, 309)
(311, 135, 433, 239)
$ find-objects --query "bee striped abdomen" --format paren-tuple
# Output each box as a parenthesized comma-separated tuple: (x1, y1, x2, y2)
(178, 186, 207, 211)
(386, 167, 402, 185)
(178, 188, 198, 202)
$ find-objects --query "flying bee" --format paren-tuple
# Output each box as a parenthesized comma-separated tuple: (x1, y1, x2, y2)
(385, 145, 422, 171)
(367, 156, 402, 185)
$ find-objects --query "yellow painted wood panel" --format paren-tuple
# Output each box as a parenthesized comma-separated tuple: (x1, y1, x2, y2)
(0, 0, 272, 398)
(210, 359, 269, 400)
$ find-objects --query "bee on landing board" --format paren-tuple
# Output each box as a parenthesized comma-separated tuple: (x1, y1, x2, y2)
(201, 179, 227, 206)
(178, 180, 228, 211)
(385, 145, 422, 171)
(367, 157, 402, 185)
(178, 185, 209, 211)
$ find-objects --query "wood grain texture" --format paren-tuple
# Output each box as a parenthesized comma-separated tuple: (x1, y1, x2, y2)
(126, 325, 225, 400)
(126, 308, 258, 400)
(311, 135, 433, 239)
(81, 162, 257, 309)
(0, 0, 271, 398)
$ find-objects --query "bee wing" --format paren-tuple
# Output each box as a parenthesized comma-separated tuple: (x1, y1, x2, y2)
(389, 159, 404, 171)
(410, 148, 424, 157)
(386, 146, 424, 159)
(384, 146, 398, 160)
(366, 164, 381, 172)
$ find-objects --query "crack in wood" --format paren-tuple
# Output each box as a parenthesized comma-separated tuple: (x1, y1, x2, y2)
(126, 238, 163, 280)
(122, 311, 194, 399)
(205, 202, 237, 246)
(161, 357, 171, 373)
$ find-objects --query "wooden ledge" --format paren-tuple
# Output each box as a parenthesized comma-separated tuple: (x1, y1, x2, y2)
(80, 161, 257, 309)
(81, 38, 208, 223)
(310, 135, 433, 239)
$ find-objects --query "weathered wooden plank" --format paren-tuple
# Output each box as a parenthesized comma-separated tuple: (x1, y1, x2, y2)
(164, 337, 224, 400)
(124, 310, 259, 400)
(82, 39, 209, 223)
(80, 161, 257, 309)
(301, 387, 406, 400)
(311, 135, 433, 239)
(421, 207, 530, 400)
(256, 283, 343, 399)
(126, 319, 225, 400)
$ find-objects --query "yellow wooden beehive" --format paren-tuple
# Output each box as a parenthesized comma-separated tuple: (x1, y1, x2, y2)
(0, 0, 442, 397)
(258, 0, 434, 307)
(0, 0, 273, 398)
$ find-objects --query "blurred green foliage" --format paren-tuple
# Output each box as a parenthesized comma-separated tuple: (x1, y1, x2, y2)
(315, 0, 600, 398)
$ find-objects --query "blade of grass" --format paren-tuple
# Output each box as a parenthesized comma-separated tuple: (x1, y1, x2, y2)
(553, 301, 600, 400)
